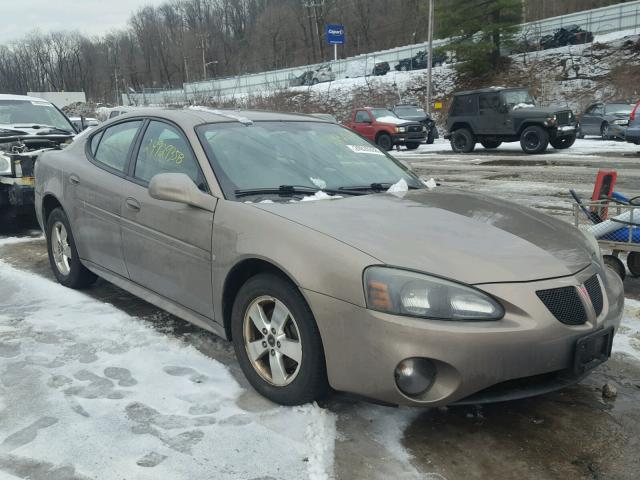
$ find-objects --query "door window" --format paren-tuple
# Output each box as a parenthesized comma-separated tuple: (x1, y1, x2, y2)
(93, 121, 142, 172)
(479, 93, 501, 113)
(134, 121, 205, 189)
(355, 111, 371, 123)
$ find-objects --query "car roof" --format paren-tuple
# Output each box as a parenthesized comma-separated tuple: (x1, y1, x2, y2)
(453, 86, 527, 96)
(112, 107, 327, 127)
(0, 93, 51, 103)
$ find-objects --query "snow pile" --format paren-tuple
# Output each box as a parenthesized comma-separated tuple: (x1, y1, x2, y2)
(387, 178, 408, 195)
(0, 259, 336, 479)
(300, 191, 342, 202)
(613, 298, 640, 363)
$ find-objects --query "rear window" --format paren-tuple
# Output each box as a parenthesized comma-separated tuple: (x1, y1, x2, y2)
(451, 95, 477, 115)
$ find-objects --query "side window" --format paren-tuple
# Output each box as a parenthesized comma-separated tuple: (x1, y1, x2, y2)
(134, 121, 205, 189)
(355, 111, 370, 123)
(594, 105, 604, 115)
(479, 93, 500, 112)
(93, 121, 142, 172)
(452, 95, 477, 115)
(586, 105, 597, 114)
(90, 131, 103, 156)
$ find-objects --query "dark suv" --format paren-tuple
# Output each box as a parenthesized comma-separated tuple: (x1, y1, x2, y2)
(445, 87, 577, 154)
(391, 104, 438, 144)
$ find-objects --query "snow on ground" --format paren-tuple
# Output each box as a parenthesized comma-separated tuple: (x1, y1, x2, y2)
(614, 298, 640, 363)
(0, 255, 336, 480)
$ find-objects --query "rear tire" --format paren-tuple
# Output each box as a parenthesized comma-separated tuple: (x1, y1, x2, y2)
(405, 142, 420, 150)
(627, 252, 640, 277)
(376, 133, 393, 151)
(520, 125, 549, 154)
(480, 140, 502, 149)
(604, 254, 626, 281)
(231, 273, 328, 406)
(450, 128, 475, 153)
(550, 135, 576, 149)
(46, 208, 97, 289)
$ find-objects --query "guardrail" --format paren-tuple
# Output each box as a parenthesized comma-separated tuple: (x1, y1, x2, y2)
(126, 0, 640, 105)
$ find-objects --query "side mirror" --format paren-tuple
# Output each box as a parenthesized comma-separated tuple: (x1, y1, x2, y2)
(148, 173, 216, 212)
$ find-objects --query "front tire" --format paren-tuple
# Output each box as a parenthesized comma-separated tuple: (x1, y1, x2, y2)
(46, 208, 97, 289)
(520, 125, 549, 154)
(450, 128, 475, 153)
(601, 122, 611, 140)
(550, 135, 576, 149)
(405, 142, 420, 150)
(376, 133, 393, 151)
(231, 273, 328, 405)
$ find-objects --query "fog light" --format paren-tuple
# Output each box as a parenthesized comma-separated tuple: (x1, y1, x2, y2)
(394, 358, 436, 396)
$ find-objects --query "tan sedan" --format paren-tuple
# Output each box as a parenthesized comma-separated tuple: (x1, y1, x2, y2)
(35, 108, 624, 406)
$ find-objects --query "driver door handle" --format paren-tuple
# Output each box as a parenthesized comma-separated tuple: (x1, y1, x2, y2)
(69, 174, 80, 185)
(125, 197, 141, 212)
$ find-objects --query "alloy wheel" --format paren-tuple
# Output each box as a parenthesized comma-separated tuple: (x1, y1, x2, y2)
(243, 296, 303, 386)
(52, 221, 72, 276)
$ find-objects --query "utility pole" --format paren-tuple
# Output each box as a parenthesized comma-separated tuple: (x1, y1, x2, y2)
(184, 56, 190, 84)
(114, 68, 120, 106)
(201, 35, 207, 80)
(426, 0, 434, 115)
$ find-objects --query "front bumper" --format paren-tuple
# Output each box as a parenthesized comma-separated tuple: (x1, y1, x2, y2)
(609, 123, 628, 138)
(392, 132, 427, 145)
(307, 263, 624, 406)
(552, 124, 577, 137)
(0, 178, 35, 214)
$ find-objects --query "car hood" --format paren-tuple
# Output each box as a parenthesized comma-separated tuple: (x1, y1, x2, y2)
(510, 106, 558, 117)
(375, 116, 421, 126)
(396, 114, 428, 122)
(254, 189, 593, 284)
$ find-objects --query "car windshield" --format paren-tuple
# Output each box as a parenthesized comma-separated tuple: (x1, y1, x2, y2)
(502, 90, 535, 108)
(370, 108, 397, 120)
(197, 121, 423, 199)
(395, 106, 426, 117)
(0, 99, 74, 131)
(605, 103, 634, 115)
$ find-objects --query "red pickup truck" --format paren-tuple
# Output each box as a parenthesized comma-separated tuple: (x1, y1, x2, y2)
(344, 107, 427, 151)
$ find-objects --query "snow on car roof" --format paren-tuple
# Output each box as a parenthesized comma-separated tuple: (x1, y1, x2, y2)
(0, 93, 51, 103)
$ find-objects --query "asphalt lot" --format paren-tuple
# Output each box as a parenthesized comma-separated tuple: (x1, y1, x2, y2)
(1, 137, 640, 480)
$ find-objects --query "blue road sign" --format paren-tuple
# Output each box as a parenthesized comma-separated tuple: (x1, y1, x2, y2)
(326, 24, 345, 45)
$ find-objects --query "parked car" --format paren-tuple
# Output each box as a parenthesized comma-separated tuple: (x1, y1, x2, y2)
(372, 61, 390, 76)
(289, 64, 335, 87)
(539, 25, 594, 50)
(445, 87, 578, 154)
(577, 101, 636, 140)
(391, 103, 438, 144)
(395, 50, 446, 71)
(345, 107, 426, 150)
(35, 108, 624, 407)
(69, 116, 100, 131)
(625, 101, 640, 145)
(0, 94, 76, 222)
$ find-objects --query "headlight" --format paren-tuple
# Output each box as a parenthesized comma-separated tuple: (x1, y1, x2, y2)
(395, 127, 406, 133)
(612, 119, 628, 125)
(0, 153, 12, 175)
(422, 126, 427, 132)
(364, 266, 504, 320)
(545, 115, 557, 125)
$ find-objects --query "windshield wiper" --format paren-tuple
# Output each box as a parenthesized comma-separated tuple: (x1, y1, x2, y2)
(338, 182, 422, 192)
(12, 124, 73, 135)
(234, 185, 364, 198)
(0, 128, 27, 136)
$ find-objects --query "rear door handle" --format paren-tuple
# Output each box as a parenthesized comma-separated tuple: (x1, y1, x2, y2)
(125, 197, 141, 212)
(69, 174, 80, 185)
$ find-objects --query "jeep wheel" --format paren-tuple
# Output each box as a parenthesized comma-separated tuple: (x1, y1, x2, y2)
(601, 122, 611, 140)
(376, 133, 393, 151)
(480, 140, 502, 149)
(550, 135, 576, 149)
(520, 126, 549, 154)
(426, 130, 435, 144)
(450, 128, 475, 153)
(405, 142, 420, 150)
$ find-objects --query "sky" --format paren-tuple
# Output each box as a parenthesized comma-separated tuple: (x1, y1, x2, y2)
(0, 0, 168, 43)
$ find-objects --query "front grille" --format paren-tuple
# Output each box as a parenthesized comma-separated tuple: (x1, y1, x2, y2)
(556, 111, 571, 126)
(584, 274, 603, 316)
(536, 286, 587, 325)
(408, 125, 422, 133)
